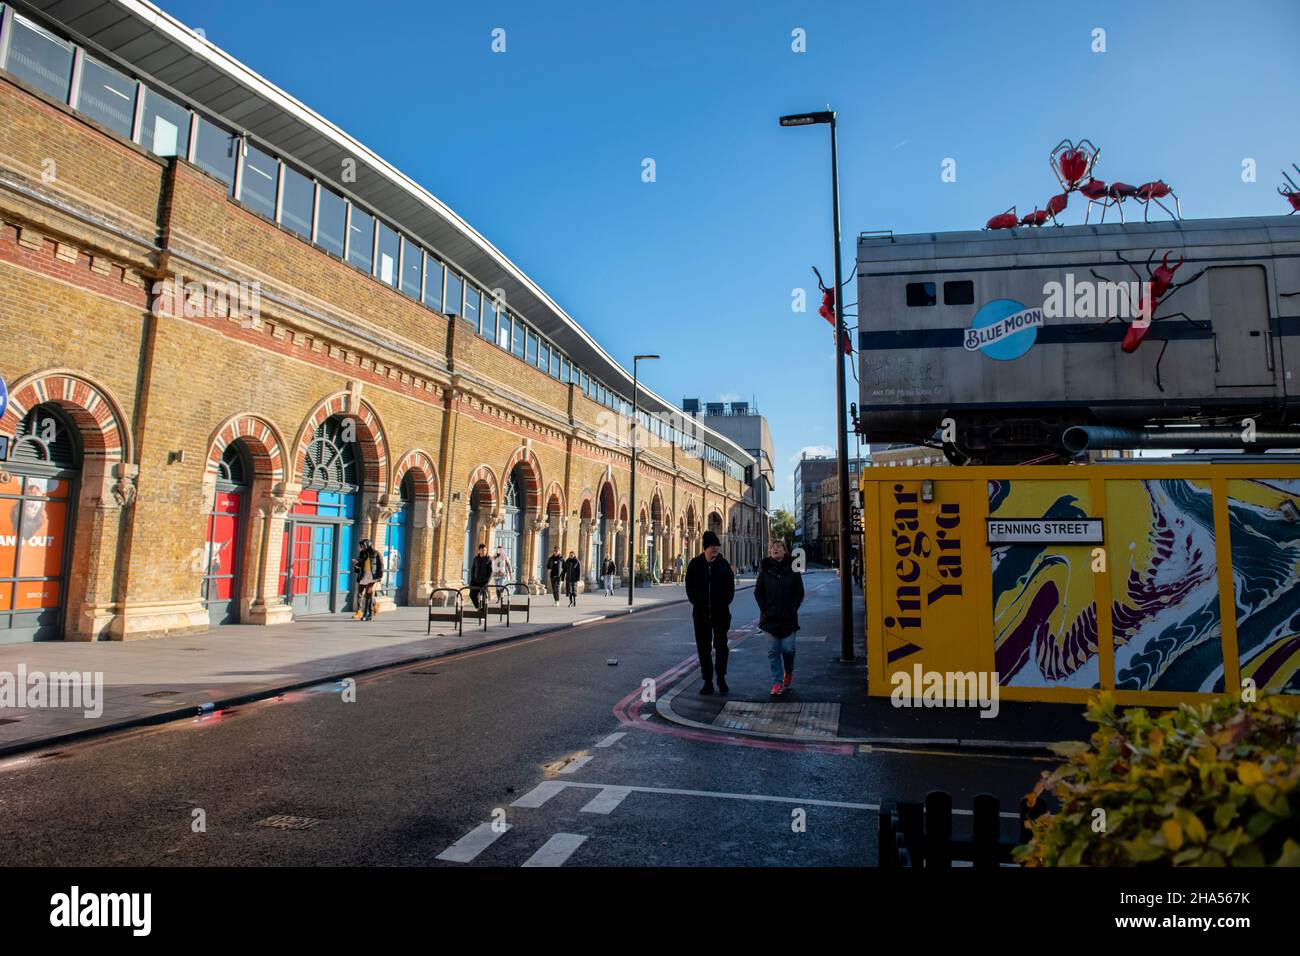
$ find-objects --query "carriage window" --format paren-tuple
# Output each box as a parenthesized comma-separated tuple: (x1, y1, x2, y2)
(905, 282, 936, 307)
(943, 280, 974, 305)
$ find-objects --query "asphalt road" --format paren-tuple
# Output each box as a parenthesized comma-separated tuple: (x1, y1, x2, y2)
(0, 579, 1050, 867)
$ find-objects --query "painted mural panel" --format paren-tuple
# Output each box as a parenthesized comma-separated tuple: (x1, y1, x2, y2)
(1108, 479, 1222, 692)
(1227, 478, 1300, 696)
(989, 479, 1099, 689)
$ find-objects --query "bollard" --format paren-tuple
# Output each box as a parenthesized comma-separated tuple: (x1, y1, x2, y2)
(972, 793, 1000, 869)
(924, 790, 953, 868)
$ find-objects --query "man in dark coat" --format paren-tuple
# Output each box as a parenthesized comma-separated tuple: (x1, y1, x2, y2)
(352, 538, 384, 621)
(685, 530, 735, 695)
(468, 543, 493, 609)
(546, 548, 564, 606)
(754, 538, 805, 696)
(562, 551, 582, 607)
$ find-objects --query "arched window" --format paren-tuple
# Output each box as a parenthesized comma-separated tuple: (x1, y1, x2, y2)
(202, 442, 250, 624)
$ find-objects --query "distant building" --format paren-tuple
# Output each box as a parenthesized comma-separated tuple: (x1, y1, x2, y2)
(794, 452, 865, 562)
(683, 398, 775, 566)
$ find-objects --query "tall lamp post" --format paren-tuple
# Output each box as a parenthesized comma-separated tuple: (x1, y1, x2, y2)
(628, 354, 659, 606)
(779, 108, 855, 663)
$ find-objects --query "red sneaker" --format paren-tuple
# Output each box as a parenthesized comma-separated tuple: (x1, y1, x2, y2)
(770, 682, 783, 696)
(783, 671, 793, 688)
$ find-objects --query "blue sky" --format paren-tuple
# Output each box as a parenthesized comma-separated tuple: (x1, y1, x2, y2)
(161, 0, 1298, 510)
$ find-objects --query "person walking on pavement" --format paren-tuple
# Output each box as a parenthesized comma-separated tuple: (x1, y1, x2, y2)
(685, 530, 735, 695)
(674, 553, 684, 584)
(562, 551, 582, 606)
(352, 538, 384, 621)
(468, 543, 493, 609)
(754, 538, 805, 697)
(602, 556, 616, 596)
(546, 547, 564, 606)
(492, 545, 513, 602)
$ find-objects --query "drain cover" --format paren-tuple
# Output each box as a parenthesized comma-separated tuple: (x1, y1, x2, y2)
(713, 701, 841, 738)
(143, 690, 179, 698)
(256, 814, 322, 830)
(409, 670, 440, 676)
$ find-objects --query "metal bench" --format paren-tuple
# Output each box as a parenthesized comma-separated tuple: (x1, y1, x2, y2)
(426, 588, 463, 636)
(458, 586, 489, 633)
(485, 582, 531, 626)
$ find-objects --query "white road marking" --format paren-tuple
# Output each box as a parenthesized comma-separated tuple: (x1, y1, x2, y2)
(580, 786, 632, 815)
(511, 781, 566, 808)
(521, 832, 587, 867)
(595, 732, 626, 748)
(557, 755, 593, 774)
(555, 780, 878, 811)
(436, 821, 512, 863)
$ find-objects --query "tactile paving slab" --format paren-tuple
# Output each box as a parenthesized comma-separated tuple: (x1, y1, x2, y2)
(712, 700, 841, 738)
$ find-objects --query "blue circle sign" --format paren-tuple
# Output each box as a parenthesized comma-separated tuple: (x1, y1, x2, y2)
(963, 298, 1043, 361)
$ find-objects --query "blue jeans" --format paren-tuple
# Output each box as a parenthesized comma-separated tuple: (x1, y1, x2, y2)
(766, 633, 796, 683)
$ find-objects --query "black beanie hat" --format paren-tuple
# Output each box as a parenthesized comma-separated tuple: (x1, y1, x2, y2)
(702, 530, 721, 549)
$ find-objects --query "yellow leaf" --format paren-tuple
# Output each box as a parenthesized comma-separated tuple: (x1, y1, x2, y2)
(1238, 762, 1265, 786)
(1162, 819, 1184, 851)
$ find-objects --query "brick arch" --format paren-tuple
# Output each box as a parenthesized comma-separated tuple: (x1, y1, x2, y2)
(465, 463, 499, 512)
(205, 413, 286, 485)
(1, 369, 131, 464)
(578, 490, 594, 519)
(650, 490, 665, 523)
(543, 481, 565, 516)
(708, 510, 724, 532)
(292, 393, 390, 494)
(502, 445, 543, 513)
(597, 476, 618, 516)
(392, 449, 439, 502)
(685, 501, 698, 532)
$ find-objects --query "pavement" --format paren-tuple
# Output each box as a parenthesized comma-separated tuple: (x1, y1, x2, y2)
(657, 571, 1093, 751)
(0, 578, 751, 758)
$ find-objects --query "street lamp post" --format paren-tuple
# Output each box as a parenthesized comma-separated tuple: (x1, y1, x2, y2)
(779, 108, 855, 663)
(629, 354, 659, 606)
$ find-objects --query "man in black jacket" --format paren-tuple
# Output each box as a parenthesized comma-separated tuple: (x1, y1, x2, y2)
(352, 539, 384, 621)
(685, 530, 735, 695)
(468, 543, 493, 609)
(546, 548, 564, 606)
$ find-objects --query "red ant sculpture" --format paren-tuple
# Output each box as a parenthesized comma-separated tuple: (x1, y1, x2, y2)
(1079, 249, 1207, 390)
(1136, 180, 1180, 221)
(1282, 164, 1300, 214)
(985, 140, 1182, 227)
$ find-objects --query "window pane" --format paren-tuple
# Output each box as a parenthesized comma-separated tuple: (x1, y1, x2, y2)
(422, 257, 444, 310)
(496, 312, 511, 349)
(444, 272, 463, 316)
(76, 55, 135, 137)
(511, 319, 526, 358)
(375, 222, 399, 286)
(550, 351, 560, 378)
(138, 87, 190, 157)
(347, 206, 374, 271)
(943, 280, 974, 305)
(279, 165, 314, 240)
(525, 331, 537, 365)
(480, 294, 496, 340)
(192, 116, 238, 193)
(561, 358, 570, 383)
(463, 285, 479, 329)
(400, 238, 422, 298)
(538, 341, 549, 371)
(905, 282, 936, 307)
(239, 142, 279, 218)
(315, 185, 346, 257)
(6, 15, 73, 103)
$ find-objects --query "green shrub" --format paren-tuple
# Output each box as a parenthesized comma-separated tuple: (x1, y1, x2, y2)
(1015, 692, 1300, 867)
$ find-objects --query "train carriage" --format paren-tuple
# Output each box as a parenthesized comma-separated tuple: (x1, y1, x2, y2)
(855, 216, 1300, 462)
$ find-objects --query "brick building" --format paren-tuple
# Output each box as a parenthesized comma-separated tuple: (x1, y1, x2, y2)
(0, 0, 760, 642)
